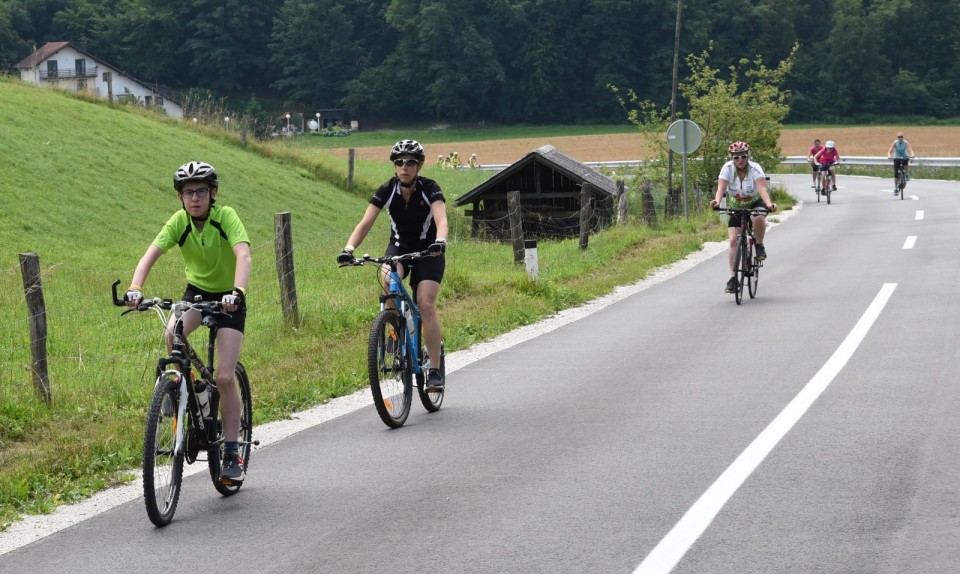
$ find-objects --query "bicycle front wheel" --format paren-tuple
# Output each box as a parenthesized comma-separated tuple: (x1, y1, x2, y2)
(748, 246, 759, 299)
(734, 237, 746, 305)
(368, 310, 412, 428)
(899, 173, 906, 199)
(143, 376, 184, 527)
(210, 362, 253, 496)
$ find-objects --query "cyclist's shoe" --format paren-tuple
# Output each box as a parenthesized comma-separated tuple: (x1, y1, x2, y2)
(220, 452, 246, 484)
(755, 244, 767, 261)
(832, 185, 837, 191)
(905, 173, 911, 181)
(894, 189, 899, 196)
(425, 368, 445, 393)
(161, 394, 175, 417)
(725, 277, 738, 293)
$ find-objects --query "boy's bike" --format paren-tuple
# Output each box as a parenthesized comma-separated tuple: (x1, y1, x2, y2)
(339, 251, 445, 428)
(112, 281, 256, 526)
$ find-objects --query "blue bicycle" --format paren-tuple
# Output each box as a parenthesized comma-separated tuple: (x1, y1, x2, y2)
(340, 250, 445, 428)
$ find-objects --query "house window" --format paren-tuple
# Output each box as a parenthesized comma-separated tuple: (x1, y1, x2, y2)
(46, 60, 58, 79)
(156, 96, 164, 107)
(75, 59, 86, 77)
(145, 95, 152, 106)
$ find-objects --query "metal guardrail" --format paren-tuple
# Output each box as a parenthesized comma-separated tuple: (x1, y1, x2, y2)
(476, 156, 960, 172)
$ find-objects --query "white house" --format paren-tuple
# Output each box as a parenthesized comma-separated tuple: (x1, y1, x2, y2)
(16, 41, 183, 119)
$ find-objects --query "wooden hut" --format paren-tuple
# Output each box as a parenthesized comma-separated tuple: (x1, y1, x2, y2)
(453, 145, 618, 240)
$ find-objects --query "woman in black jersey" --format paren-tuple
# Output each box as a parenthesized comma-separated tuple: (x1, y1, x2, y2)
(338, 140, 449, 390)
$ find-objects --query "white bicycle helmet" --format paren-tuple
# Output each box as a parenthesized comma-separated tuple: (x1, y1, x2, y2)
(173, 161, 218, 191)
(389, 139, 425, 162)
(825, 140, 835, 149)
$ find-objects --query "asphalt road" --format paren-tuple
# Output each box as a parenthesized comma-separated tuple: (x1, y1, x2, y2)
(2, 174, 958, 574)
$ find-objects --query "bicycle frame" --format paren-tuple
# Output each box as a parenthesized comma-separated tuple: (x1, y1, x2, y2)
(380, 261, 425, 375)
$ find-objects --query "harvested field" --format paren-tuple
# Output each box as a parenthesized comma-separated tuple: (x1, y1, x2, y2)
(335, 126, 960, 166)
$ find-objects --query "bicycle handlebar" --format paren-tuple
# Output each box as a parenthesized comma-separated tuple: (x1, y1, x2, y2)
(712, 207, 771, 216)
(337, 249, 434, 268)
(110, 279, 226, 316)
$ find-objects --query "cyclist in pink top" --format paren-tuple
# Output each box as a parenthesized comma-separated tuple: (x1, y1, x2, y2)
(813, 140, 841, 192)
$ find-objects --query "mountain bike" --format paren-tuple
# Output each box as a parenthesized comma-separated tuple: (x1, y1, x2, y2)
(894, 158, 909, 199)
(339, 251, 445, 428)
(111, 281, 256, 526)
(817, 163, 833, 204)
(714, 207, 769, 305)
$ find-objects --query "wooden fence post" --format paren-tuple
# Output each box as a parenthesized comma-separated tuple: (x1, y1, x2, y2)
(616, 180, 628, 225)
(641, 179, 657, 226)
(508, 191, 524, 264)
(19, 253, 51, 405)
(274, 212, 300, 326)
(348, 148, 355, 190)
(579, 184, 593, 250)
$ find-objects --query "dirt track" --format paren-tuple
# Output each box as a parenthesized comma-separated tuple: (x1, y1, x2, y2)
(337, 126, 959, 166)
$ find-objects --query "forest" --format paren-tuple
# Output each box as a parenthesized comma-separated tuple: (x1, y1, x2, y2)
(1, 0, 957, 126)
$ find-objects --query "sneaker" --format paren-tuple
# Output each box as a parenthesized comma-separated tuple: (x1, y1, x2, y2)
(832, 185, 837, 191)
(220, 451, 246, 483)
(755, 244, 767, 261)
(425, 368, 445, 392)
(725, 277, 738, 293)
(905, 173, 910, 181)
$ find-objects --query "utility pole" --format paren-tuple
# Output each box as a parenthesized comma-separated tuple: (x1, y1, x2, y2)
(667, 0, 682, 195)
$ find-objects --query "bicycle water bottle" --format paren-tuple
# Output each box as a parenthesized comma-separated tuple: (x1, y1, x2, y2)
(193, 373, 211, 418)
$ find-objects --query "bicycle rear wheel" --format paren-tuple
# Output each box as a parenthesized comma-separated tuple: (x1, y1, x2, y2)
(368, 310, 412, 428)
(416, 339, 445, 413)
(734, 236, 746, 305)
(210, 362, 253, 495)
(143, 375, 184, 527)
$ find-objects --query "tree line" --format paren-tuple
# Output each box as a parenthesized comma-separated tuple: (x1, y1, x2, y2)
(1, 0, 957, 126)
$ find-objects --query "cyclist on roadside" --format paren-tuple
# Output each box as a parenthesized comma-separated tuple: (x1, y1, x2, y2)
(710, 141, 777, 294)
(806, 138, 823, 187)
(337, 139, 449, 391)
(887, 132, 915, 194)
(813, 140, 841, 193)
(125, 160, 251, 484)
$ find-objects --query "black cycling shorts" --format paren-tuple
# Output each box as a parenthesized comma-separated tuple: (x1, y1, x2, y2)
(384, 244, 445, 288)
(182, 284, 246, 333)
(893, 158, 909, 177)
(727, 199, 767, 228)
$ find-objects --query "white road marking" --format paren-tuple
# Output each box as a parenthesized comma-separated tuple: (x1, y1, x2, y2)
(633, 283, 897, 574)
(903, 236, 917, 249)
(915, 210, 924, 220)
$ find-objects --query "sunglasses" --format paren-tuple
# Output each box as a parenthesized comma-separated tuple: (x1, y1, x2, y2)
(731, 155, 749, 160)
(393, 158, 420, 167)
(180, 188, 210, 199)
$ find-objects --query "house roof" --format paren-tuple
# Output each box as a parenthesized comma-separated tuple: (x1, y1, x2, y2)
(453, 145, 618, 207)
(15, 41, 182, 105)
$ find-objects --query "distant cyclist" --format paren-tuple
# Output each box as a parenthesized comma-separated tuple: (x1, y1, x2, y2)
(887, 132, 915, 194)
(806, 138, 823, 188)
(813, 140, 841, 192)
(710, 141, 777, 294)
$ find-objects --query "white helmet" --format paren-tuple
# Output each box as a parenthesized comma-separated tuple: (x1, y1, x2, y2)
(825, 140, 835, 149)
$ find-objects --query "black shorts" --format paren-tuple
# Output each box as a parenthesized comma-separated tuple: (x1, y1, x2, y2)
(727, 199, 767, 228)
(384, 244, 445, 288)
(893, 158, 909, 176)
(182, 284, 246, 333)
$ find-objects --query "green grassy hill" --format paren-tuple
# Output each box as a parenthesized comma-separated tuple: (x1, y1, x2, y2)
(0, 79, 735, 529)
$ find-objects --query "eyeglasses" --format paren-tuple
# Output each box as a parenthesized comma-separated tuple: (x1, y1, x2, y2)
(897, 136, 904, 139)
(181, 188, 210, 199)
(731, 155, 749, 160)
(393, 158, 420, 167)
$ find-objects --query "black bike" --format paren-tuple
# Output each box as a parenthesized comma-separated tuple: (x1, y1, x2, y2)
(715, 208, 769, 305)
(816, 163, 833, 204)
(894, 158, 909, 199)
(112, 281, 256, 526)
